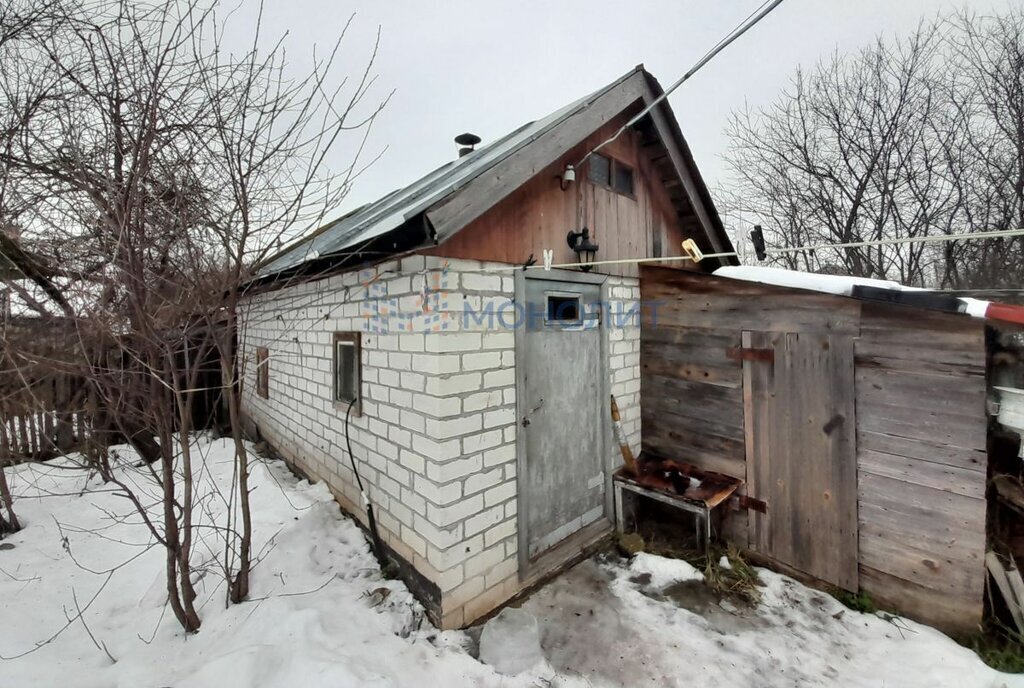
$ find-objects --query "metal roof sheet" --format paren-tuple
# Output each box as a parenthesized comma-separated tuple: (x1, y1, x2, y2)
(257, 70, 638, 277)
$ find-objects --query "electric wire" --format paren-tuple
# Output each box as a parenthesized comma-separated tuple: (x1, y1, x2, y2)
(577, 0, 786, 168)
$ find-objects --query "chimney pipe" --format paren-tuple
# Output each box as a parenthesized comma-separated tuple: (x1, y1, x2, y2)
(455, 132, 481, 158)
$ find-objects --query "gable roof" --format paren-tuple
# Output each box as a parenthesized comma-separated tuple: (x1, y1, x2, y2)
(256, 66, 734, 283)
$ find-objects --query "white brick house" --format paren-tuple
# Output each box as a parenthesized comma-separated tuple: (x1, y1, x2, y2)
(239, 66, 733, 628)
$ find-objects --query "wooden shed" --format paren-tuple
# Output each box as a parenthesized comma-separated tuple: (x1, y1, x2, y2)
(639, 266, 991, 634)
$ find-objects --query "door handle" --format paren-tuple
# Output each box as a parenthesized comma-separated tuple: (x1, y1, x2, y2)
(522, 398, 544, 427)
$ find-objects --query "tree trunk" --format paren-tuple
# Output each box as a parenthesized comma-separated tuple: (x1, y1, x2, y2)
(0, 459, 19, 535)
(0, 424, 20, 535)
(226, 341, 252, 603)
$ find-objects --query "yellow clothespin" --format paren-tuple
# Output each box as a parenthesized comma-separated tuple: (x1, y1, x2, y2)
(681, 239, 704, 263)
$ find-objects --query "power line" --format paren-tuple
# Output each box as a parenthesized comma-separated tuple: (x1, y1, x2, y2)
(764, 227, 1024, 255)
(578, 0, 786, 168)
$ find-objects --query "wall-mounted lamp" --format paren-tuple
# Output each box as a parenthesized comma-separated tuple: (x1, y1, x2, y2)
(559, 164, 576, 191)
(566, 227, 599, 271)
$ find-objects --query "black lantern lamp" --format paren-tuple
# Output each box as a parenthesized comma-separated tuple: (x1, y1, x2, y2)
(566, 227, 599, 271)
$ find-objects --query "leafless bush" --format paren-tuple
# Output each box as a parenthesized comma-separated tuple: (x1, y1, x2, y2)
(0, 0, 387, 631)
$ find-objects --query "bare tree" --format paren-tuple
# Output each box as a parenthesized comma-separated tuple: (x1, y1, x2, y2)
(943, 9, 1024, 287)
(724, 24, 948, 284)
(0, 0, 386, 631)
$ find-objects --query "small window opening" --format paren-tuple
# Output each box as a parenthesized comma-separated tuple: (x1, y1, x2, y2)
(588, 152, 611, 187)
(547, 294, 582, 322)
(255, 347, 269, 399)
(333, 332, 361, 414)
(612, 162, 635, 196)
(588, 152, 635, 198)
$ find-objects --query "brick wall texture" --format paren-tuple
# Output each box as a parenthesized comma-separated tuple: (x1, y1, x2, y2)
(239, 256, 640, 628)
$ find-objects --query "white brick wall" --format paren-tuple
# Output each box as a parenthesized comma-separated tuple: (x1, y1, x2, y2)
(607, 276, 642, 464)
(239, 256, 520, 627)
(239, 260, 641, 629)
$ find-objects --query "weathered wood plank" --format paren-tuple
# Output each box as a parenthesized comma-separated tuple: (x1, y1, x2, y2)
(855, 340, 986, 376)
(743, 331, 773, 558)
(647, 297, 860, 335)
(858, 449, 986, 499)
(640, 354, 741, 389)
(642, 425, 745, 478)
(640, 338, 742, 372)
(858, 429, 986, 472)
(641, 404, 743, 443)
(640, 326, 740, 349)
(829, 334, 860, 591)
(858, 472, 986, 537)
(743, 330, 859, 590)
(859, 521, 984, 595)
(856, 367, 986, 418)
(642, 373, 743, 406)
(859, 302, 985, 346)
(858, 407, 986, 451)
(859, 564, 982, 635)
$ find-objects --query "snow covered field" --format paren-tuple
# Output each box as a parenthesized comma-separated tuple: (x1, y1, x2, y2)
(0, 437, 1020, 687)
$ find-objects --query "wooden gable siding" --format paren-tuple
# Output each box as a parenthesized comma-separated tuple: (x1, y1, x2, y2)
(638, 266, 988, 634)
(424, 114, 704, 278)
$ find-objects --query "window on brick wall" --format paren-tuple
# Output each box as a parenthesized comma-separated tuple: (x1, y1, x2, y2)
(333, 332, 361, 415)
(255, 347, 269, 399)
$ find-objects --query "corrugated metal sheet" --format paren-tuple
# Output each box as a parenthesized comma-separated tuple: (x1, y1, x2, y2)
(257, 72, 637, 277)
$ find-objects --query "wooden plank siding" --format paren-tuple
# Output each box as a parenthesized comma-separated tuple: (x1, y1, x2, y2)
(424, 113, 701, 279)
(639, 266, 989, 634)
(853, 302, 988, 633)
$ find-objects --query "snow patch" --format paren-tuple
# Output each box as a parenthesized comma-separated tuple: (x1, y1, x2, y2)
(478, 608, 544, 675)
(628, 552, 703, 589)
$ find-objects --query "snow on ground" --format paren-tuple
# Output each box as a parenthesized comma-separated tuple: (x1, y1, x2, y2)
(0, 437, 1021, 687)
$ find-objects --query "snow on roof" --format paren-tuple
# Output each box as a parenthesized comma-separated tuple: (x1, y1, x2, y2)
(713, 265, 921, 297)
(712, 265, 1024, 325)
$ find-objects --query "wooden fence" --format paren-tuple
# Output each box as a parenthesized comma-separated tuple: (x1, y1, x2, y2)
(0, 372, 90, 461)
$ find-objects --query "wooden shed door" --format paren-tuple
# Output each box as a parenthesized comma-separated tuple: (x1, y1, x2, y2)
(742, 330, 859, 590)
(520, 275, 608, 565)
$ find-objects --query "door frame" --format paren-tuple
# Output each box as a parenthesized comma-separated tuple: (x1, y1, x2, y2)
(513, 267, 613, 581)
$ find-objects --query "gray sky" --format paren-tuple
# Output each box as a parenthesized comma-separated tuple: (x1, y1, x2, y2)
(237, 0, 1018, 217)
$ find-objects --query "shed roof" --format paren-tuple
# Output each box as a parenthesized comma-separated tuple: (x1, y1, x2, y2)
(256, 66, 733, 282)
(714, 265, 1024, 327)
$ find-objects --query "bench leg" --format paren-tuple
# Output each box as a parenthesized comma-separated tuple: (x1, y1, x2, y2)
(614, 483, 625, 533)
(703, 508, 712, 559)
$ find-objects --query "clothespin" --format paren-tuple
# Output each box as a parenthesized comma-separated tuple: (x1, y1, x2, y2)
(749, 225, 767, 261)
(543, 249, 553, 270)
(681, 238, 704, 263)
(522, 253, 537, 271)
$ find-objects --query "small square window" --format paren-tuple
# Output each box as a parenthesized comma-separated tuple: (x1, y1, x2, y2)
(612, 162, 635, 196)
(255, 347, 269, 399)
(333, 332, 361, 414)
(587, 152, 634, 199)
(588, 153, 611, 187)
(546, 293, 582, 323)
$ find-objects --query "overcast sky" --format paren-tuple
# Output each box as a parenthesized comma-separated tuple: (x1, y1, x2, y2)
(230, 0, 1019, 218)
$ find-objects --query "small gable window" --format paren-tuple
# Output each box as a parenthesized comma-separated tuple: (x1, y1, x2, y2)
(612, 161, 635, 196)
(588, 153, 611, 187)
(333, 332, 361, 414)
(587, 152, 635, 198)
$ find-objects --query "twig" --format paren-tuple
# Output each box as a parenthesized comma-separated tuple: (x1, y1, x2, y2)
(71, 586, 117, 664)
